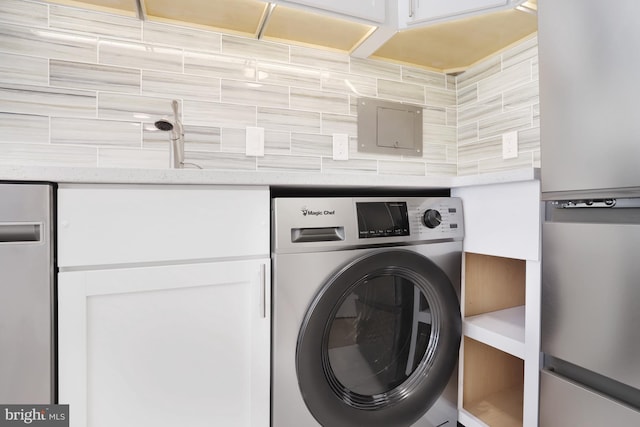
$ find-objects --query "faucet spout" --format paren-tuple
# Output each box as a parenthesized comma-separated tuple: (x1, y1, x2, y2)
(154, 99, 185, 169)
(169, 100, 184, 169)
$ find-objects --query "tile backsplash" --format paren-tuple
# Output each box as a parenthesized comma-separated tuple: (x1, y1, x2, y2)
(457, 36, 540, 175)
(0, 0, 539, 178)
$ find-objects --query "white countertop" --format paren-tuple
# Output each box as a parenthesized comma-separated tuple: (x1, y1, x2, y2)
(0, 165, 539, 188)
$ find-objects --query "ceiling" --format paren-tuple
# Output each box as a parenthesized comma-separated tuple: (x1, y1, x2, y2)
(44, 0, 537, 73)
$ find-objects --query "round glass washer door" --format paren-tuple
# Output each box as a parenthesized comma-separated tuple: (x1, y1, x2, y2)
(296, 249, 461, 427)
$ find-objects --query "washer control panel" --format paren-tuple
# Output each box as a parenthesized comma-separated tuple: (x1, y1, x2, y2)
(409, 198, 463, 240)
(422, 209, 442, 228)
(356, 201, 410, 238)
(273, 196, 464, 252)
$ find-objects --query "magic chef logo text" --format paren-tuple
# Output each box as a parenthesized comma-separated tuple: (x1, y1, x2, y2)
(301, 208, 336, 216)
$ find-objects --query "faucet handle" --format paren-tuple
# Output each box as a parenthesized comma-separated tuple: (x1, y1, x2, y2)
(171, 99, 180, 120)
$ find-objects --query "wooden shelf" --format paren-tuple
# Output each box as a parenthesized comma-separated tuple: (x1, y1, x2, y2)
(464, 252, 525, 317)
(462, 337, 524, 427)
(458, 408, 490, 427)
(463, 305, 525, 359)
(463, 384, 524, 427)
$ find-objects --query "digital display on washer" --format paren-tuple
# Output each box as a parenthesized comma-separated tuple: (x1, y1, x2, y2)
(356, 202, 410, 238)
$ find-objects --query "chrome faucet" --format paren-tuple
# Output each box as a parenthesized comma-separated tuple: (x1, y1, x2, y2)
(154, 100, 185, 169)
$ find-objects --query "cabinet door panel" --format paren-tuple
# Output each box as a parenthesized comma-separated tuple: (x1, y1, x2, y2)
(539, 0, 640, 194)
(540, 370, 640, 426)
(58, 259, 270, 427)
(452, 180, 541, 261)
(402, 0, 508, 24)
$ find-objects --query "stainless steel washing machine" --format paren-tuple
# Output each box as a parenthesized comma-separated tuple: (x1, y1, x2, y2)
(271, 196, 464, 427)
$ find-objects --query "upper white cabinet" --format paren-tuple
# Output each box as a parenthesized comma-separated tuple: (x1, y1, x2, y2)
(277, 0, 529, 27)
(399, 0, 525, 27)
(275, 0, 387, 24)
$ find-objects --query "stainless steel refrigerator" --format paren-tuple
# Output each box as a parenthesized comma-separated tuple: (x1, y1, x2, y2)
(539, 0, 640, 424)
(0, 183, 55, 404)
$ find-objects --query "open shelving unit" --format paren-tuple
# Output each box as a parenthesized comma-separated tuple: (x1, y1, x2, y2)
(452, 178, 541, 427)
(460, 252, 527, 427)
(463, 253, 526, 358)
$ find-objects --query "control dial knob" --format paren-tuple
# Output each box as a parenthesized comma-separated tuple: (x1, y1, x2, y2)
(422, 209, 442, 229)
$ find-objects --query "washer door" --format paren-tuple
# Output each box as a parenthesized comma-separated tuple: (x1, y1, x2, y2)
(296, 249, 461, 427)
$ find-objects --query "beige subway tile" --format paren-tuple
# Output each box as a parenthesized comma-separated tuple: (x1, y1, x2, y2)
(99, 40, 182, 73)
(0, 23, 97, 62)
(52, 117, 141, 147)
(98, 148, 168, 169)
(290, 87, 349, 114)
(0, 84, 96, 117)
(184, 51, 256, 80)
(321, 158, 377, 174)
(222, 35, 289, 63)
(144, 21, 220, 51)
(258, 107, 320, 133)
(0, 53, 48, 86)
(183, 100, 257, 128)
(0, 112, 49, 144)
(51, 60, 141, 93)
(0, 142, 97, 167)
(0, 0, 48, 28)
(257, 154, 320, 172)
(142, 70, 220, 100)
(50, 4, 141, 39)
(222, 80, 289, 108)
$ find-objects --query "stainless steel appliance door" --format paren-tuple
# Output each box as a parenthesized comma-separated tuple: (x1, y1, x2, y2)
(539, 0, 640, 196)
(540, 370, 640, 426)
(272, 242, 461, 427)
(0, 183, 54, 403)
(541, 220, 640, 390)
(295, 249, 461, 427)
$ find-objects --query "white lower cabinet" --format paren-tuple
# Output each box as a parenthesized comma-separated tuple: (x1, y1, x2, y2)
(58, 259, 270, 427)
(56, 184, 271, 427)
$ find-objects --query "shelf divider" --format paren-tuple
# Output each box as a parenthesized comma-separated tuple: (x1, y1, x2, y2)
(463, 305, 526, 359)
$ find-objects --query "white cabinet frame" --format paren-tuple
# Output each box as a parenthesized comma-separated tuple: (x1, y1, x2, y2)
(453, 179, 541, 427)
